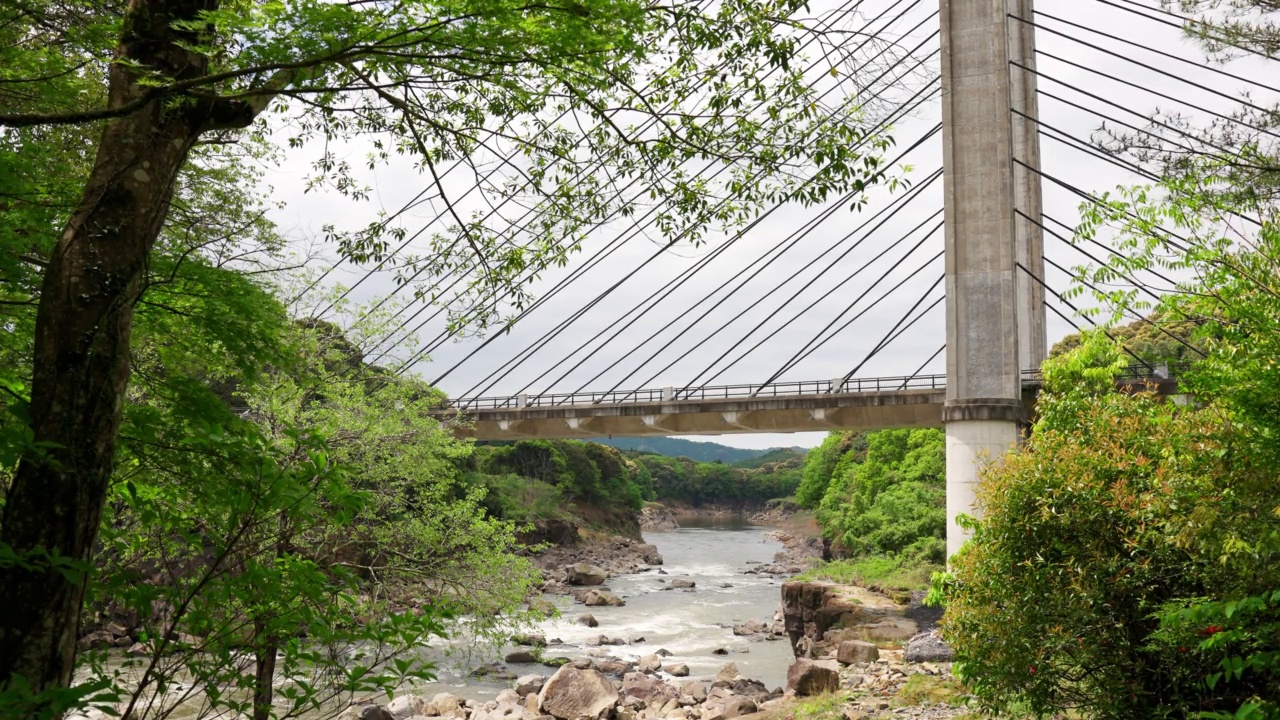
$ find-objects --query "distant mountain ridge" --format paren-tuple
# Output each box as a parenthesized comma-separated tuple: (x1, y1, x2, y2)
(590, 436, 804, 464)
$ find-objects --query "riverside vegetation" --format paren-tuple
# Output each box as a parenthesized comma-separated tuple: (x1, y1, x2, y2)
(0, 0, 904, 714)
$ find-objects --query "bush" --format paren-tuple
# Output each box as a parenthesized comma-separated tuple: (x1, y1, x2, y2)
(941, 336, 1280, 719)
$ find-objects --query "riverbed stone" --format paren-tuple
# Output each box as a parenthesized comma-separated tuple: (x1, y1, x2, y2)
(433, 692, 465, 716)
(566, 563, 608, 586)
(577, 614, 599, 627)
(529, 597, 557, 615)
(638, 654, 662, 673)
(387, 695, 429, 719)
(679, 681, 707, 703)
(506, 650, 539, 664)
(666, 663, 689, 677)
(836, 640, 879, 665)
(359, 706, 395, 720)
(731, 619, 768, 636)
(515, 675, 547, 697)
(786, 660, 839, 696)
(537, 666, 619, 720)
(622, 671, 676, 703)
(514, 633, 548, 647)
(654, 648, 673, 657)
(583, 590, 625, 607)
(904, 629, 955, 662)
(715, 663, 740, 682)
(669, 579, 695, 589)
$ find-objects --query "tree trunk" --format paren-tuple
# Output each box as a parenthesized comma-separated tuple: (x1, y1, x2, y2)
(252, 621, 278, 720)
(0, 0, 220, 702)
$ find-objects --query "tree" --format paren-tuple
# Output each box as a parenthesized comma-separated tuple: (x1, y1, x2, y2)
(0, 0, 910, 699)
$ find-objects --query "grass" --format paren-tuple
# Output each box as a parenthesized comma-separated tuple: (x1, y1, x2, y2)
(791, 555, 941, 593)
(788, 690, 851, 720)
(893, 674, 968, 707)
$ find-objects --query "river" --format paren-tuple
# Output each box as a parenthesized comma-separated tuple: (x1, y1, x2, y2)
(79, 519, 797, 718)
(419, 518, 796, 699)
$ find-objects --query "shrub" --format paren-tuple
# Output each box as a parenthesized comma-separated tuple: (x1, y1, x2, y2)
(941, 336, 1280, 719)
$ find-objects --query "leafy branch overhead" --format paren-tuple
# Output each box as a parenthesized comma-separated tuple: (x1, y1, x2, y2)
(1, 0, 912, 329)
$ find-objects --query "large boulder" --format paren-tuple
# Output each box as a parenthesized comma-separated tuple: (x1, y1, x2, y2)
(621, 671, 677, 703)
(577, 614, 599, 627)
(666, 663, 690, 677)
(538, 666, 620, 720)
(705, 697, 758, 720)
(638, 654, 662, 673)
(669, 579, 696, 589)
(432, 692, 465, 719)
(386, 695, 429, 719)
(786, 660, 840, 696)
(583, 590, 625, 607)
(515, 674, 548, 697)
(836, 640, 880, 665)
(715, 663, 740, 682)
(566, 563, 608, 586)
(506, 649, 539, 664)
(904, 630, 955, 663)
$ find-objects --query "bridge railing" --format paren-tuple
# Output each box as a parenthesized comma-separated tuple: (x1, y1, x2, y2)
(441, 372, 951, 410)
(436, 362, 1189, 412)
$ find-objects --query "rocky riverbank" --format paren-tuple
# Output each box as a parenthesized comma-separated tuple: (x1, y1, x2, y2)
(334, 631, 965, 720)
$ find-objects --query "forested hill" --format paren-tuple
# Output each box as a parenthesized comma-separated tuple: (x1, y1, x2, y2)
(591, 436, 801, 464)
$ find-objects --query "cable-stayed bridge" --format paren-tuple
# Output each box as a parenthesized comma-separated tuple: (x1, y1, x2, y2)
(297, 0, 1273, 553)
(429, 365, 1183, 439)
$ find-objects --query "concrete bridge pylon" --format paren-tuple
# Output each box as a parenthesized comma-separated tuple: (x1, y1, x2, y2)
(939, 0, 1046, 558)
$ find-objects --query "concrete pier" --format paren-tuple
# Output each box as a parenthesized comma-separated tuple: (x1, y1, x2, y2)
(939, 0, 1046, 555)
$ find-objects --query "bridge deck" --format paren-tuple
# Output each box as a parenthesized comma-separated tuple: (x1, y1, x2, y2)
(427, 367, 1182, 440)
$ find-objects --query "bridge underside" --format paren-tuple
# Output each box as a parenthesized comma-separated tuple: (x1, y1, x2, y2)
(434, 388, 968, 440)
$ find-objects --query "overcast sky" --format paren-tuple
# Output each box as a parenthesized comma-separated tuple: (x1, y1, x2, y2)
(259, 0, 1273, 450)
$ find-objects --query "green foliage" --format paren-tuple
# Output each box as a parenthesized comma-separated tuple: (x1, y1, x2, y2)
(796, 432, 855, 509)
(942, 334, 1280, 719)
(476, 439, 646, 516)
(591, 437, 779, 465)
(628, 452, 801, 507)
(816, 430, 945, 562)
(792, 554, 937, 594)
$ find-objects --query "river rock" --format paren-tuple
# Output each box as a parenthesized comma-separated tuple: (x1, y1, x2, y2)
(715, 663, 740, 682)
(711, 648, 728, 656)
(666, 663, 689, 677)
(595, 659, 633, 675)
(638, 654, 662, 673)
(640, 544, 664, 565)
(836, 640, 879, 665)
(679, 681, 707, 703)
(654, 648, 673, 657)
(786, 660, 839, 696)
(506, 650, 539, 664)
(515, 674, 547, 696)
(537, 666, 619, 720)
(387, 695, 429, 719)
(904, 629, 955, 662)
(496, 690, 522, 705)
(433, 692, 465, 717)
(77, 630, 115, 651)
(732, 619, 768, 636)
(529, 597, 557, 615)
(566, 563, 608, 586)
(621, 671, 677, 703)
(356, 707, 394, 720)
(669, 579, 696, 589)
(577, 614, 599, 627)
(514, 632, 548, 647)
(583, 590, 625, 607)
(707, 697, 757, 720)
